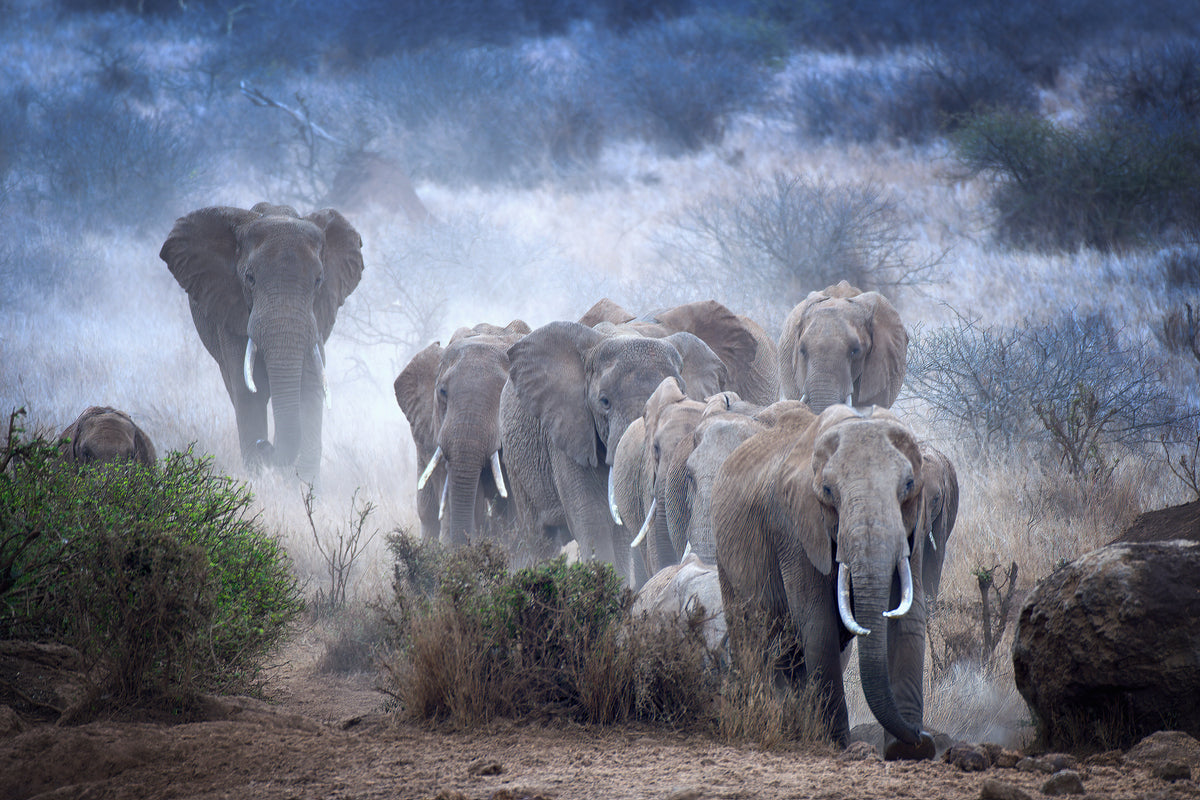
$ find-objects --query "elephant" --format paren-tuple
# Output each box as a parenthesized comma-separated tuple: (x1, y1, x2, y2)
(160, 202, 364, 483)
(500, 320, 729, 584)
(660, 395, 792, 565)
(610, 378, 707, 583)
(714, 404, 958, 759)
(579, 299, 780, 406)
(394, 320, 530, 545)
(59, 406, 157, 466)
(777, 281, 907, 413)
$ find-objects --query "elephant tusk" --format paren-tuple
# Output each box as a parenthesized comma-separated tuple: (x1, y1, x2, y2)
(682, 540, 692, 559)
(312, 344, 331, 410)
(437, 475, 448, 521)
(837, 562, 871, 636)
(608, 469, 624, 526)
(490, 450, 508, 498)
(629, 497, 657, 548)
(928, 525, 937, 551)
(884, 556, 914, 619)
(243, 338, 258, 393)
(417, 446, 442, 491)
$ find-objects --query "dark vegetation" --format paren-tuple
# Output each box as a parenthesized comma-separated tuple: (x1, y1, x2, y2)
(0, 409, 303, 713)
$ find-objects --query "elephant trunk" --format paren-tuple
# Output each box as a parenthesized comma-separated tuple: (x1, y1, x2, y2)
(444, 455, 486, 546)
(850, 560, 923, 747)
(253, 309, 320, 476)
(802, 375, 851, 415)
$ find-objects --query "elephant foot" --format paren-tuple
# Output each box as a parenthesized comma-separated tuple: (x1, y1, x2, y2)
(884, 731, 936, 761)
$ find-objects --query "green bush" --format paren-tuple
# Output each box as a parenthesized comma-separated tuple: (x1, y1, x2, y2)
(383, 537, 717, 728)
(952, 110, 1200, 251)
(0, 410, 303, 706)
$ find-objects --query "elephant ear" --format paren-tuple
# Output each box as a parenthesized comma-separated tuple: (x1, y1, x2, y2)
(854, 291, 908, 409)
(643, 377, 687, 434)
(507, 321, 605, 468)
(770, 410, 834, 575)
(578, 298, 635, 328)
(664, 332, 728, 400)
(395, 341, 444, 453)
(653, 300, 758, 395)
(306, 208, 365, 342)
(159, 206, 261, 334)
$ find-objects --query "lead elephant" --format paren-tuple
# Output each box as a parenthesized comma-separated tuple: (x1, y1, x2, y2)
(778, 281, 907, 413)
(160, 203, 364, 483)
(500, 320, 728, 583)
(580, 299, 779, 405)
(394, 320, 529, 545)
(714, 405, 957, 759)
(59, 406, 157, 466)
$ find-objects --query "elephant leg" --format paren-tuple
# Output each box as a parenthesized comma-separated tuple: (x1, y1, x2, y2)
(549, 450, 624, 579)
(217, 331, 269, 470)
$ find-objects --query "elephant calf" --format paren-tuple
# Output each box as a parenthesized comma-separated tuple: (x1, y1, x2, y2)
(59, 406, 157, 466)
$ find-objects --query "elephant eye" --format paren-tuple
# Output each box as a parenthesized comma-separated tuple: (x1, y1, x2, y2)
(315, 273, 324, 288)
(599, 395, 610, 411)
(245, 271, 256, 287)
(903, 477, 915, 497)
(822, 484, 835, 503)
(437, 386, 448, 400)
(849, 344, 861, 357)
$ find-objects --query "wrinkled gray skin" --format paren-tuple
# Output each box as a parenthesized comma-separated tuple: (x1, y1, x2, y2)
(59, 406, 157, 466)
(394, 321, 529, 545)
(611, 379, 706, 584)
(661, 394, 789, 565)
(714, 405, 957, 759)
(500, 320, 728, 584)
(160, 203, 363, 484)
(580, 299, 778, 405)
(778, 281, 907, 414)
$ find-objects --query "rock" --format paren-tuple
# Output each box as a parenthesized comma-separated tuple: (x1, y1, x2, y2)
(0, 706, 25, 738)
(664, 788, 705, 800)
(1151, 761, 1192, 781)
(1126, 731, 1200, 771)
(979, 778, 1032, 800)
(839, 741, 880, 761)
(979, 743, 1022, 769)
(1112, 499, 1200, 544)
(943, 743, 990, 772)
(1012, 541, 1200, 750)
(1015, 757, 1056, 774)
(1085, 750, 1124, 767)
(1041, 770, 1085, 795)
(1042, 753, 1080, 772)
(467, 758, 504, 776)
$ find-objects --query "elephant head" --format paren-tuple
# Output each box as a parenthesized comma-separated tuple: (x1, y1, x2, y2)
(715, 405, 954, 758)
(160, 203, 363, 483)
(395, 321, 529, 546)
(581, 299, 777, 405)
(59, 406, 157, 466)
(501, 320, 728, 582)
(778, 281, 907, 413)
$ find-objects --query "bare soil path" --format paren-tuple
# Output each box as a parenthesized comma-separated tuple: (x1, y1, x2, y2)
(1, 634, 1198, 800)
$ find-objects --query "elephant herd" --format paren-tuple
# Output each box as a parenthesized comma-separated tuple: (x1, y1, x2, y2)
(397, 287, 960, 759)
(57, 203, 957, 761)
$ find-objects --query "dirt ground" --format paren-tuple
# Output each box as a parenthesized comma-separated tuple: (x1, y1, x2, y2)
(2, 634, 1198, 800)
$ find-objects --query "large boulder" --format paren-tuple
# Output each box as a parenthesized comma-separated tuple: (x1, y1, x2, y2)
(1013, 541, 1200, 751)
(1111, 499, 1200, 544)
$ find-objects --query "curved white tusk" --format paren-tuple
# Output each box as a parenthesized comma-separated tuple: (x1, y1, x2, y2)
(437, 475, 448, 521)
(490, 450, 508, 498)
(608, 469, 624, 526)
(630, 497, 657, 548)
(243, 338, 258, 393)
(844, 394, 852, 407)
(417, 446, 442, 491)
(313, 344, 330, 409)
(884, 557, 914, 619)
(838, 562, 871, 636)
(928, 526, 937, 551)
(682, 541, 692, 559)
